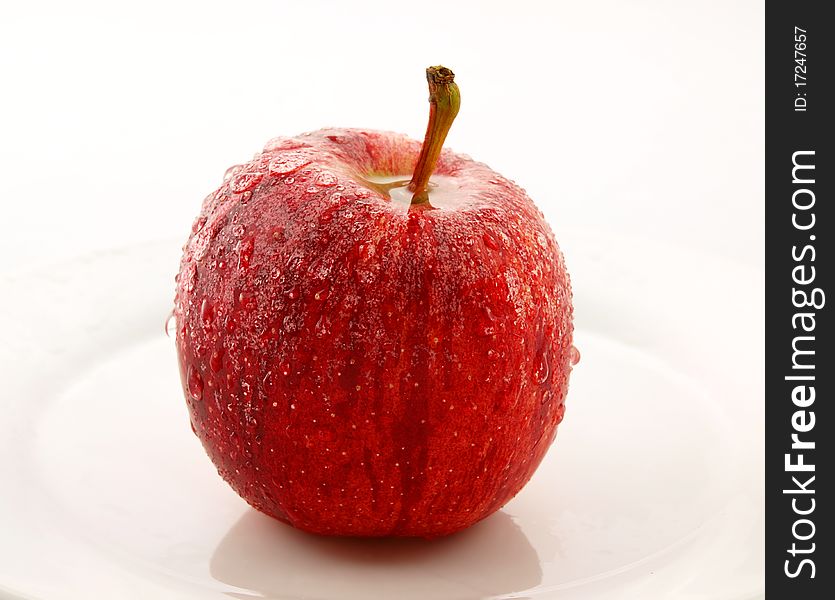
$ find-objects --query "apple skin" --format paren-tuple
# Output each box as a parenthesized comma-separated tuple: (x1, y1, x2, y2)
(174, 128, 575, 538)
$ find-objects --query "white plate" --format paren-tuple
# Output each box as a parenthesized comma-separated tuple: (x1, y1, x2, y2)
(0, 230, 763, 599)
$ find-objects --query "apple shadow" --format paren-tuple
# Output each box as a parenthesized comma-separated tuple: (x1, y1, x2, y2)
(210, 509, 542, 600)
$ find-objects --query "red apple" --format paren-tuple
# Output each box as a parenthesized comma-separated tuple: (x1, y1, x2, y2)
(174, 66, 576, 537)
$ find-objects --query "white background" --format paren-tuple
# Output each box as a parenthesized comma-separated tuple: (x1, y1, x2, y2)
(0, 0, 763, 273)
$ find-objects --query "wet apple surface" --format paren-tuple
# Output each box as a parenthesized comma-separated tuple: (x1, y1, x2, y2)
(174, 68, 576, 537)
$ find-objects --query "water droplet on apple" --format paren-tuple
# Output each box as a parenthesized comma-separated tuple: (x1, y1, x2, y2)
(200, 298, 214, 328)
(569, 345, 581, 366)
(478, 305, 497, 336)
(230, 171, 263, 193)
(223, 164, 242, 181)
(210, 348, 224, 373)
(238, 238, 254, 269)
(315, 314, 331, 337)
(183, 263, 198, 292)
(268, 152, 311, 176)
(537, 232, 548, 249)
(554, 402, 566, 424)
(305, 186, 318, 194)
(263, 370, 275, 393)
(238, 292, 257, 311)
(533, 352, 550, 384)
(192, 216, 207, 233)
(187, 366, 204, 401)
(482, 232, 499, 250)
(315, 171, 337, 187)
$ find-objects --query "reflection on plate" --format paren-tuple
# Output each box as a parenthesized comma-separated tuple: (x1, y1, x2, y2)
(0, 230, 763, 599)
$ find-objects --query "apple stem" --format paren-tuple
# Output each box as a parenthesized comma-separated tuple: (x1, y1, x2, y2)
(408, 66, 461, 205)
